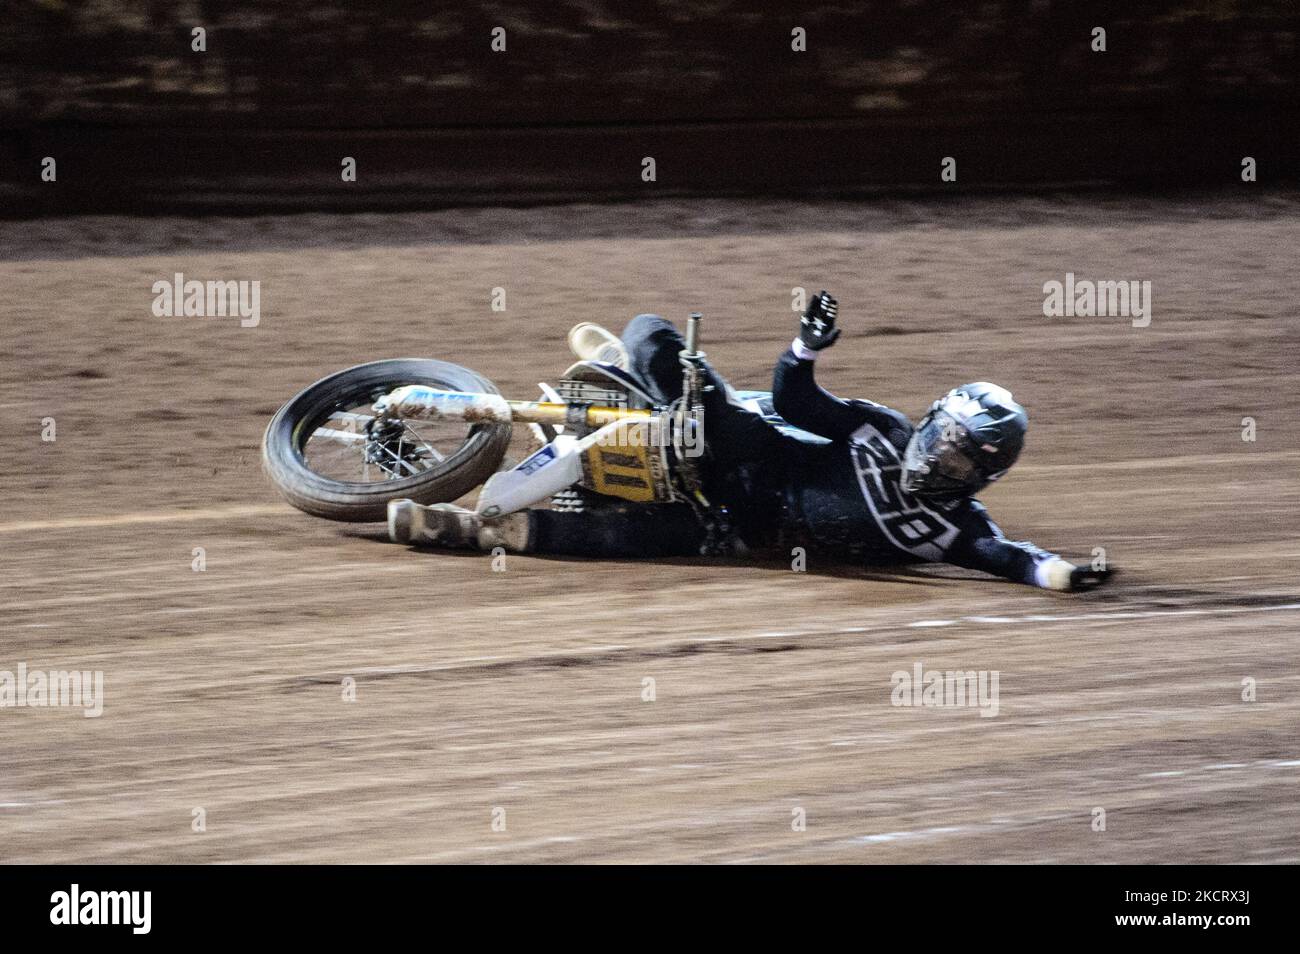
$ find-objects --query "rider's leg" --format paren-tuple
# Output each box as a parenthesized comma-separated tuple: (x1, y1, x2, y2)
(620, 314, 815, 549)
(620, 313, 694, 405)
(389, 499, 705, 557)
(620, 313, 807, 472)
(528, 504, 706, 557)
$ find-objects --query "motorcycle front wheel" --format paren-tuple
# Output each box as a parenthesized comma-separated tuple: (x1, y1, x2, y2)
(261, 358, 512, 522)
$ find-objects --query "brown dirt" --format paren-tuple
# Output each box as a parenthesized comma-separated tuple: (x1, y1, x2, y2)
(1, 196, 1298, 862)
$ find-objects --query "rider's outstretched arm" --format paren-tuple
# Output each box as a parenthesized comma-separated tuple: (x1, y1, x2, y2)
(772, 291, 911, 444)
(946, 502, 1114, 591)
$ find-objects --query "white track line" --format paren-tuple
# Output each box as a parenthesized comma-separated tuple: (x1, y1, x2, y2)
(300, 600, 1300, 684)
(1013, 449, 1298, 475)
(0, 503, 292, 534)
(908, 602, 1300, 628)
(2, 562, 426, 611)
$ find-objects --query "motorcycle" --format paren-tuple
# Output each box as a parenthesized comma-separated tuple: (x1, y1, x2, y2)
(262, 314, 775, 543)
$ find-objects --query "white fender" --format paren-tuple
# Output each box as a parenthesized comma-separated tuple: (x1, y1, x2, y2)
(476, 417, 650, 517)
(476, 435, 583, 517)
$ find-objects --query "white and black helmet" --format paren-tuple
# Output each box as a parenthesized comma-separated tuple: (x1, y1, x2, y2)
(900, 382, 1028, 499)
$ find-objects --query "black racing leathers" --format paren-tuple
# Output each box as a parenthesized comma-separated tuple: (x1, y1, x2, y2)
(525, 314, 1058, 586)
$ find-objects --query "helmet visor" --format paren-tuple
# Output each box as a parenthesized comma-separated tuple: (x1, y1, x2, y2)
(900, 413, 984, 497)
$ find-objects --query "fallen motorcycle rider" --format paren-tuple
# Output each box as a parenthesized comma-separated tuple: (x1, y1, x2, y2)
(388, 292, 1114, 591)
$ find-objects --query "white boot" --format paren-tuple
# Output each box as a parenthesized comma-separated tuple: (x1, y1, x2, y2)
(388, 499, 479, 547)
(388, 499, 531, 551)
(567, 322, 630, 370)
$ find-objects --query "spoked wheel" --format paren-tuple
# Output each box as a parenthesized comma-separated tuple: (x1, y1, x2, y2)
(303, 405, 464, 483)
(261, 359, 512, 522)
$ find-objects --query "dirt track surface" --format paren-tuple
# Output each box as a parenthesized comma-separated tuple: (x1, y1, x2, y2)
(2, 195, 1298, 863)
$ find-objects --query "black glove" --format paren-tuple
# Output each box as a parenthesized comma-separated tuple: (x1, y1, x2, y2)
(799, 290, 841, 351)
(1069, 565, 1115, 591)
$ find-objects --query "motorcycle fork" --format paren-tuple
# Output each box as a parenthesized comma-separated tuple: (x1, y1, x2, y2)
(374, 385, 651, 429)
